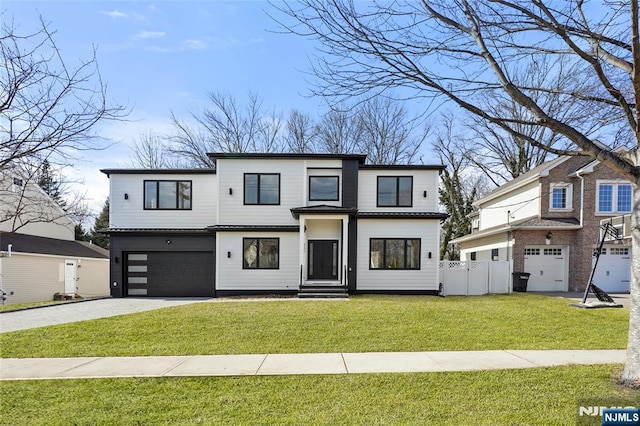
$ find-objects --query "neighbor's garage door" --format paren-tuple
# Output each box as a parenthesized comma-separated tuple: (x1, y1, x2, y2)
(126, 252, 214, 297)
(592, 246, 631, 293)
(523, 246, 566, 291)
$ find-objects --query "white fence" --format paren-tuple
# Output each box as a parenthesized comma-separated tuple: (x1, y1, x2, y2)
(439, 260, 512, 296)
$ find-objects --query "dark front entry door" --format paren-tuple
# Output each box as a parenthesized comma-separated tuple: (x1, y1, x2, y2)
(308, 240, 339, 280)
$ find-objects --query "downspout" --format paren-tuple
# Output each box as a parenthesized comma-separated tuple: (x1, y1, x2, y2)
(576, 171, 585, 227)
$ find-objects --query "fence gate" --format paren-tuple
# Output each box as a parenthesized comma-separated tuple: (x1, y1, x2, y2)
(439, 261, 511, 296)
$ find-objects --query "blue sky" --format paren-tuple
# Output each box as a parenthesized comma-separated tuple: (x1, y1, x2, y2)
(4, 1, 332, 216)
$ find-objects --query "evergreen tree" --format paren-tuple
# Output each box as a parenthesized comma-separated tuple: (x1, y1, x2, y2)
(37, 159, 67, 209)
(439, 169, 477, 260)
(74, 223, 91, 241)
(91, 198, 109, 249)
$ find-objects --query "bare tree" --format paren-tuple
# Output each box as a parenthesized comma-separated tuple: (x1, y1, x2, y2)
(461, 58, 607, 185)
(316, 98, 426, 164)
(317, 107, 363, 154)
(0, 15, 126, 170)
(274, 0, 640, 386)
(284, 109, 319, 153)
(129, 130, 189, 168)
(168, 91, 284, 167)
(168, 112, 214, 167)
(0, 15, 125, 236)
(358, 97, 426, 164)
(434, 116, 490, 259)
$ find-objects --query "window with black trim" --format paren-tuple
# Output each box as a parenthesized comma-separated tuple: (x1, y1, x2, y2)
(243, 238, 279, 269)
(369, 238, 420, 270)
(144, 180, 191, 210)
(244, 173, 280, 205)
(491, 248, 499, 261)
(377, 176, 413, 207)
(309, 176, 339, 201)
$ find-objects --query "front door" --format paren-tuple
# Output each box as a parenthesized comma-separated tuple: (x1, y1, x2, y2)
(308, 240, 338, 280)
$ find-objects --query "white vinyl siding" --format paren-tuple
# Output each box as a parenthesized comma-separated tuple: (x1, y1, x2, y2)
(357, 219, 440, 290)
(478, 180, 540, 230)
(0, 253, 109, 305)
(217, 160, 302, 225)
(358, 170, 440, 212)
(109, 173, 217, 228)
(216, 232, 299, 291)
(0, 172, 75, 240)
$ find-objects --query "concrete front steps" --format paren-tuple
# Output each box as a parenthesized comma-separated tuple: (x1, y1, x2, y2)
(298, 281, 348, 299)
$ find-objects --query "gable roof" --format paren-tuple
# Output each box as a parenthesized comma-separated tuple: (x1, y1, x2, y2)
(0, 232, 108, 259)
(474, 155, 596, 206)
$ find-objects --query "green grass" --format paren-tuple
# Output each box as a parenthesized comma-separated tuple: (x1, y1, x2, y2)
(0, 294, 629, 358)
(0, 300, 69, 312)
(1, 365, 637, 425)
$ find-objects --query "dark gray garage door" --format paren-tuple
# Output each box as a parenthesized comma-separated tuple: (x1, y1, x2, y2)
(126, 252, 214, 297)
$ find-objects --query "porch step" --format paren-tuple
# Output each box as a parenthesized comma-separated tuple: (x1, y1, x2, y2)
(298, 284, 348, 299)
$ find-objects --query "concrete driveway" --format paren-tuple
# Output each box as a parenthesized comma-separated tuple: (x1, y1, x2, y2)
(0, 298, 212, 333)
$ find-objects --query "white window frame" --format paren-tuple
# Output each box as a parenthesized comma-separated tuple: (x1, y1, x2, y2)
(549, 183, 573, 211)
(596, 180, 633, 215)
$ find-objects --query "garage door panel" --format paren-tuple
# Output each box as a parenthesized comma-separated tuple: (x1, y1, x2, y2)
(524, 246, 566, 292)
(592, 246, 631, 293)
(127, 252, 214, 297)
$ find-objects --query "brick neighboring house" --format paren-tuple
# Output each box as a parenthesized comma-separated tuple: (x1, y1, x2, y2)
(451, 155, 633, 292)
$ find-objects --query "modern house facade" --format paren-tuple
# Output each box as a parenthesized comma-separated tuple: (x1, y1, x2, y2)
(0, 168, 110, 305)
(102, 153, 446, 298)
(451, 155, 633, 293)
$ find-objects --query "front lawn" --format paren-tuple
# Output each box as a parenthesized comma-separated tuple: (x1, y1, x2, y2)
(0, 365, 637, 425)
(0, 294, 629, 358)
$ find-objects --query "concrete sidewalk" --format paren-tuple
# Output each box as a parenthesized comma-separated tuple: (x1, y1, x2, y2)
(0, 349, 625, 380)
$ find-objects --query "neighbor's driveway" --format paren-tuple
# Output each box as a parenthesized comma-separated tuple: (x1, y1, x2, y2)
(0, 298, 212, 333)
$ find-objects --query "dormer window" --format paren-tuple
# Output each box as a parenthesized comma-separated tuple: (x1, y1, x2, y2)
(549, 183, 572, 211)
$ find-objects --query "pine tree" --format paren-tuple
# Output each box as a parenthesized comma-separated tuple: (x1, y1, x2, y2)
(91, 198, 109, 249)
(74, 223, 91, 241)
(37, 159, 67, 209)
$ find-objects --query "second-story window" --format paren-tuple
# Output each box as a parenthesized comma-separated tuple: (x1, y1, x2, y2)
(550, 183, 572, 210)
(144, 180, 191, 210)
(377, 176, 413, 207)
(244, 173, 280, 205)
(309, 176, 339, 201)
(597, 181, 632, 214)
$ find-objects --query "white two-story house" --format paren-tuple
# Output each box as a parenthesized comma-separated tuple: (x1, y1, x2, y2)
(451, 155, 633, 293)
(101, 153, 446, 297)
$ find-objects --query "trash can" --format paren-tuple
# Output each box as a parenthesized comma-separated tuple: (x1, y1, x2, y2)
(512, 272, 531, 292)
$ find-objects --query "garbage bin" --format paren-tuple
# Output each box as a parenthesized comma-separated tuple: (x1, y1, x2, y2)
(512, 272, 531, 292)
